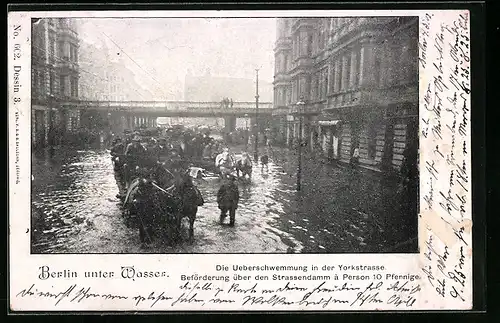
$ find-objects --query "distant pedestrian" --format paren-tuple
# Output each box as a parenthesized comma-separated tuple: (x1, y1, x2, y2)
(350, 146, 360, 168)
(260, 154, 269, 172)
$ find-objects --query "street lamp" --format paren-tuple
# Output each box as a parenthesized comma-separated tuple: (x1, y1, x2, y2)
(254, 68, 260, 162)
(295, 98, 306, 191)
(47, 94, 57, 157)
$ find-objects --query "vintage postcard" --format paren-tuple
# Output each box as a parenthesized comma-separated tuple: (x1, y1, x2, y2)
(8, 8, 473, 311)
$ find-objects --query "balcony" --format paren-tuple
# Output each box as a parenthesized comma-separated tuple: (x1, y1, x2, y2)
(273, 73, 291, 85)
(288, 56, 313, 74)
(274, 37, 292, 52)
(329, 17, 398, 45)
(57, 29, 79, 43)
(272, 105, 289, 116)
(55, 59, 79, 74)
(289, 102, 321, 116)
(291, 18, 317, 33)
(325, 84, 418, 111)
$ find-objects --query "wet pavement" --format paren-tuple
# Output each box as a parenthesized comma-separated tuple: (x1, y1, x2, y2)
(31, 145, 418, 254)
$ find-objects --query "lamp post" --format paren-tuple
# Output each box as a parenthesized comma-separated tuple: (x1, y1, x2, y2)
(47, 94, 56, 157)
(295, 98, 306, 191)
(253, 68, 259, 162)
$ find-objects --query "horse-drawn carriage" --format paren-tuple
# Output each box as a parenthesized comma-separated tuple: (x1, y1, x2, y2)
(120, 161, 204, 245)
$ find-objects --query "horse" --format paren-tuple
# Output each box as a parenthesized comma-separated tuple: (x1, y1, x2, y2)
(235, 154, 253, 179)
(123, 174, 180, 245)
(167, 172, 204, 242)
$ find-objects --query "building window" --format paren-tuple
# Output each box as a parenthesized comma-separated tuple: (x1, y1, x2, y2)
(310, 75, 316, 101)
(48, 35, 55, 64)
(318, 27, 325, 50)
(40, 72, 46, 96)
(299, 31, 309, 57)
(318, 72, 323, 100)
(70, 44, 78, 63)
(307, 34, 313, 56)
(49, 72, 56, 94)
(345, 54, 352, 90)
(336, 59, 342, 92)
(353, 50, 360, 88)
(59, 19, 68, 29)
(59, 75, 66, 97)
(374, 54, 381, 87)
(58, 41, 67, 61)
(407, 37, 418, 84)
(322, 69, 328, 100)
(71, 77, 78, 97)
(329, 64, 335, 94)
(368, 124, 377, 159)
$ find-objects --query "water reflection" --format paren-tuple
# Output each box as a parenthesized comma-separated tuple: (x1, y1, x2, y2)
(31, 147, 417, 254)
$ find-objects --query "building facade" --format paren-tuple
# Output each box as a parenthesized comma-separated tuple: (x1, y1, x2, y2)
(78, 40, 155, 102)
(272, 17, 418, 173)
(77, 39, 157, 133)
(31, 18, 81, 148)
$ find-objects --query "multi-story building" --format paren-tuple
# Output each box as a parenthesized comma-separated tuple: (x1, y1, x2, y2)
(77, 39, 157, 133)
(31, 18, 80, 148)
(78, 40, 155, 102)
(272, 17, 418, 173)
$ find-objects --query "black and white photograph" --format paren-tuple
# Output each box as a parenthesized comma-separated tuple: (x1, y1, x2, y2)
(30, 16, 420, 254)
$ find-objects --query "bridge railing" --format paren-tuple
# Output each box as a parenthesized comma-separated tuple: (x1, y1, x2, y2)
(72, 100, 273, 110)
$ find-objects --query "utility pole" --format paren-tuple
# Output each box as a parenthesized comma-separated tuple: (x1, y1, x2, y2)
(254, 68, 259, 162)
(296, 98, 306, 191)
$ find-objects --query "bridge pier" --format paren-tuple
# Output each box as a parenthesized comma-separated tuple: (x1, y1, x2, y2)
(250, 116, 270, 133)
(223, 116, 237, 133)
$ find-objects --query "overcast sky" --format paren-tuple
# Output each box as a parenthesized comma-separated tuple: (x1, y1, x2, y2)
(76, 18, 276, 99)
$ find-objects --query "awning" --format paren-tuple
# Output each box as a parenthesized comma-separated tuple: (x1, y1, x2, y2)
(318, 120, 340, 126)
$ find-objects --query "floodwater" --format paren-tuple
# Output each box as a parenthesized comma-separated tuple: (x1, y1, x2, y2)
(31, 146, 418, 254)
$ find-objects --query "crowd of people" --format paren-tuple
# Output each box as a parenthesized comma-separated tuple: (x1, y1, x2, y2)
(108, 125, 277, 234)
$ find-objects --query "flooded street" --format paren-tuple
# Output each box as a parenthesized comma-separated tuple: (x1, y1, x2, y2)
(31, 146, 418, 254)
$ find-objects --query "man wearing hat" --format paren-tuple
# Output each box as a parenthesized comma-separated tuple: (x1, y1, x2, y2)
(110, 137, 126, 198)
(157, 138, 170, 162)
(124, 135, 147, 187)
